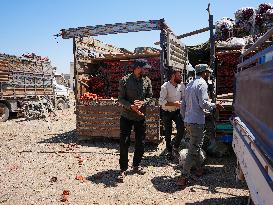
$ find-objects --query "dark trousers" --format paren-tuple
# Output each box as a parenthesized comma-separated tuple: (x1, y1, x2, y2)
(162, 109, 184, 153)
(119, 116, 146, 171)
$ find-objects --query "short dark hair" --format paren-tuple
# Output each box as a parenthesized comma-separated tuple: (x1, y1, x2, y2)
(168, 69, 181, 79)
(134, 59, 150, 69)
(134, 60, 146, 68)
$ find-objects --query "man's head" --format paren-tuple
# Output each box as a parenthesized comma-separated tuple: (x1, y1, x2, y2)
(188, 71, 195, 77)
(195, 64, 212, 81)
(187, 64, 195, 78)
(133, 59, 151, 77)
(170, 69, 182, 84)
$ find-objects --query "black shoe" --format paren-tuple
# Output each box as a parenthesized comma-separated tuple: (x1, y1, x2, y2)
(132, 166, 146, 175)
(117, 171, 126, 182)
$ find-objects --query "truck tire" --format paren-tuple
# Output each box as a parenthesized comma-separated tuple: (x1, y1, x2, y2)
(56, 98, 65, 110)
(0, 103, 9, 122)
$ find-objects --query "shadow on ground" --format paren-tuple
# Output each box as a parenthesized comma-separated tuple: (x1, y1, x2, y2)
(38, 129, 160, 153)
(86, 169, 121, 187)
(151, 155, 248, 194)
(151, 175, 183, 193)
(185, 196, 249, 205)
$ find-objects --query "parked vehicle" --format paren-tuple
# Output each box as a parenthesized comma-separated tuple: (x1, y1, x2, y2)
(58, 19, 188, 142)
(0, 53, 69, 122)
(232, 28, 273, 205)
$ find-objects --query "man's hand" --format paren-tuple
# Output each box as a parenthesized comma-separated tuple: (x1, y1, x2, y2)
(134, 100, 145, 109)
(130, 104, 144, 116)
(216, 101, 224, 110)
(165, 101, 181, 108)
(173, 101, 181, 108)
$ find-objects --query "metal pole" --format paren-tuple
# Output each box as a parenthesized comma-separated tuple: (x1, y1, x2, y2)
(73, 37, 78, 100)
(207, 3, 216, 103)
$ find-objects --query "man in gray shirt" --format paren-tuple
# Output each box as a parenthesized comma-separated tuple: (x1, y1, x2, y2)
(159, 69, 185, 160)
(118, 59, 153, 182)
(177, 64, 223, 186)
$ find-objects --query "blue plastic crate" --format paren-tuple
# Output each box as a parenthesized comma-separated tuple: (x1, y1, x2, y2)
(217, 135, 233, 143)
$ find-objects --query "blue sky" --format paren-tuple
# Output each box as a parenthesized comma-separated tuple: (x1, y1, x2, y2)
(0, 0, 268, 73)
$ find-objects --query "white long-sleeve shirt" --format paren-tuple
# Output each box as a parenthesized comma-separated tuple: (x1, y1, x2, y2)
(159, 81, 185, 112)
(181, 76, 215, 124)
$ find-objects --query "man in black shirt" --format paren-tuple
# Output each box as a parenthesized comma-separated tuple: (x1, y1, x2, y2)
(118, 59, 153, 182)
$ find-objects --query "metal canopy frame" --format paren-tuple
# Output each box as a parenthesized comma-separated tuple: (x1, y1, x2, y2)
(57, 19, 166, 39)
(57, 19, 187, 67)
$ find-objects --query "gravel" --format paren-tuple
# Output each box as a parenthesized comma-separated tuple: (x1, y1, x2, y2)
(0, 106, 249, 205)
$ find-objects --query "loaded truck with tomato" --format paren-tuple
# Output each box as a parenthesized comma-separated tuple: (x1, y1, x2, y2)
(0, 53, 69, 122)
(57, 19, 188, 142)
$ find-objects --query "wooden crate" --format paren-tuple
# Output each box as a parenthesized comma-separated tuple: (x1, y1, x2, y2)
(76, 103, 161, 143)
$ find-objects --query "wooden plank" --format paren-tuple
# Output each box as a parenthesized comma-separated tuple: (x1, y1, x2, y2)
(77, 111, 120, 116)
(77, 118, 120, 122)
(76, 113, 120, 119)
(3, 87, 53, 91)
(77, 110, 120, 115)
(77, 130, 120, 137)
(91, 53, 160, 62)
(77, 127, 120, 132)
(0, 75, 9, 78)
(77, 118, 120, 123)
(77, 124, 120, 130)
(0, 71, 9, 74)
(78, 135, 120, 141)
(6, 90, 54, 93)
(77, 131, 160, 143)
(2, 92, 53, 97)
(77, 117, 120, 122)
(77, 124, 119, 129)
(77, 128, 120, 134)
(77, 116, 159, 124)
(77, 133, 120, 139)
(77, 106, 120, 112)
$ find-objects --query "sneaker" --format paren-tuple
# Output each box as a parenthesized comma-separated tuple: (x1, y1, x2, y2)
(117, 171, 126, 182)
(132, 166, 146, 175)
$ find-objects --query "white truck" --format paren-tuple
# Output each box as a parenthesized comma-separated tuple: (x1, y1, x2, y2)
(232, 28, 273, 205)
(53, 80, 70, 110)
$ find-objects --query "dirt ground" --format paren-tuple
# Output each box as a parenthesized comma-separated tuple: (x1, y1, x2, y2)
(0, 107, 249, 205)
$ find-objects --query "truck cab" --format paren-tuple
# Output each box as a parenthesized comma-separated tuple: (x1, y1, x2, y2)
(53, 79, 70, 110)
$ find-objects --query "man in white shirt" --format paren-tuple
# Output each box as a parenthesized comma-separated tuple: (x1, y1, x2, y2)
(159, 69, 185, 160)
